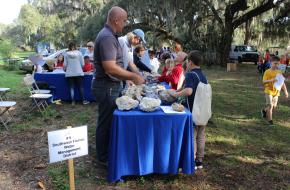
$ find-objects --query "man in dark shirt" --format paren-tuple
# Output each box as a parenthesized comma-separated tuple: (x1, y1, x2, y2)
(92, 6, 144, 166)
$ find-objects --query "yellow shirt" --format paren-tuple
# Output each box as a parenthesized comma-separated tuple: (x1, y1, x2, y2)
(263, 69, 282, 96)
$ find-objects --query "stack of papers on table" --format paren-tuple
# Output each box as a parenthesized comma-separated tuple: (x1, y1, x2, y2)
(161, 106, 185, 114)
(52, 69, 65, 73)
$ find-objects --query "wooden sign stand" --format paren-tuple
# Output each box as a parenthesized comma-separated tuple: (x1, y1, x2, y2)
(48, 125, 88, 190)
(67, 126, 75, 190)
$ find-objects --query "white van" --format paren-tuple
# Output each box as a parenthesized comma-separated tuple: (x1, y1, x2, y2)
(229, 45, 259, 64)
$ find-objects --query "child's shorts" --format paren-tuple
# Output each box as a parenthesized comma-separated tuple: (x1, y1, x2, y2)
(265, 94, 278, 107)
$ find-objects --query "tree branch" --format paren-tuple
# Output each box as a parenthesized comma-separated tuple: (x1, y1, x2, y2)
(202, 0, 224, 26)
(274, 5, 290, 22)
(233, 0, 286, 28)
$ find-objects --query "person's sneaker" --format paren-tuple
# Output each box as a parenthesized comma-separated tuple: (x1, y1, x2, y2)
(261, 109, 266, 118)
(83, 100, 90, 105)
(71, 101, 75, 106)
(268, 120, 275, 127)
(195, 161, 203, 170)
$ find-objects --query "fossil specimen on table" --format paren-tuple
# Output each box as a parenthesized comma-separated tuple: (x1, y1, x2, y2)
(171, 102, 185, 112)
(123, 85, 144, 101)
(158, 90, 176, 103)
(116, 96, 139, 110)
(139, 97, 161, 112)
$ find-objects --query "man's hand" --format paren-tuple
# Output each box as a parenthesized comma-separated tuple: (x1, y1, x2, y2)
(126, 80, 135, 86)
(168, 89, 177, 97)
(272, 78, 277, 83)
(132, 74, 145, 85)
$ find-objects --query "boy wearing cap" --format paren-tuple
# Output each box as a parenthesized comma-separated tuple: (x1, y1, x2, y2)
(261, 56, 288, 126)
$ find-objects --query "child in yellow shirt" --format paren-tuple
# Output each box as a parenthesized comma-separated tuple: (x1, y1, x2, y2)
(261, 56, 288, 126)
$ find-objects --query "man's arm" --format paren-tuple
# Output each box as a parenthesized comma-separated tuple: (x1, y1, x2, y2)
(128, 61, 141, 75)
(170, 87, 192, 97)
(102, 60, 144, 85)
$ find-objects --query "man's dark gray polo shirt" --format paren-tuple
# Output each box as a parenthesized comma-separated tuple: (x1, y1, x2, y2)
(93, 24, 124, 84)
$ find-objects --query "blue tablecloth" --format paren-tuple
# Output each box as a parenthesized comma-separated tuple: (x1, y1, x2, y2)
(108, 108, 195, 182)
(160, 82, 171, 89)
(34, 73, 95, 101)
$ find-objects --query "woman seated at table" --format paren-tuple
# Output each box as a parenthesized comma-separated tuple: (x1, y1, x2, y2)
(54, 54, 64, 69)
(133, 45, 152, 72)
(158, 58, 174, 80)
(158, 51, 187, 90)
(83, 55, 93, 73)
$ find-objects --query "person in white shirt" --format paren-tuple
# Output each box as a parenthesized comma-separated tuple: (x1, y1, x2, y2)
(118, 29, 146, 73)
(64, 42, 89, 105)
(149, 49, 160, 73)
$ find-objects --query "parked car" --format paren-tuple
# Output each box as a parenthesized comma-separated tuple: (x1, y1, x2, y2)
(19, 49, 68, 72)
(229, 45, 259, 64)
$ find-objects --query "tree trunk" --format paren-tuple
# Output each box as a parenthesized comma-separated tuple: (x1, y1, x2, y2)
(219, 28, 234, 66)
(244, 19, 252, 45)
(218, 5, 235, 67)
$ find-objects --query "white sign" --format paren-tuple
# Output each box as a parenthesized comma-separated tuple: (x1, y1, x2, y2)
(48, 126, 88, 163)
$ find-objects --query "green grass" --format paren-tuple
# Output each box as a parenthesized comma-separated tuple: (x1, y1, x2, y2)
(0, 64, 290, 189)
(48, 164, 70, 190)
(0, 66, 27, 97)
(0, 50, 34, 65)
(14, 51, 34, 59)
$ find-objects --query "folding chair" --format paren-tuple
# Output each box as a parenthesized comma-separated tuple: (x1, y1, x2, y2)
(29, 93, 53, 112)
(23, 75, 52, 113)
(23, 74, 51, 94)
(0, 88, 10, 101)
(0, 101, 16, 130)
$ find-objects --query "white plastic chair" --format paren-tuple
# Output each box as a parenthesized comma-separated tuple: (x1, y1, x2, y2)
(0, 88, 10, 101)
(29, 93, 52, 112)
(0, 101, 16, 130)
(23, 75, 52, 113)
(23, 74, 51, 94)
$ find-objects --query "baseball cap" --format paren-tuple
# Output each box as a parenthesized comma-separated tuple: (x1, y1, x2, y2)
(132, 29, 146, 44)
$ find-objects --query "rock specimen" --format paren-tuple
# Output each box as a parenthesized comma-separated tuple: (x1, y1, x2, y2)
(171, 102, 185, 112)
(159, 90, 176, 103)
(139, 97, 161, 112)
(116, 96, 139, 110)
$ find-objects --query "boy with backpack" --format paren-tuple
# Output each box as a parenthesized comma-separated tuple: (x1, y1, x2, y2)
(261, 56, 288, 126)
(169, 50, 211, 170)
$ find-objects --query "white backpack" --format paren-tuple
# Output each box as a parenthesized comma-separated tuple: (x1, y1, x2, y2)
(190, 72, 212, 126)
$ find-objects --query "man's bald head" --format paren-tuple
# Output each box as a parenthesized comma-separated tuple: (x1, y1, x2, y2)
(107, 6, 127, 23)
(106, 6, 127, 33)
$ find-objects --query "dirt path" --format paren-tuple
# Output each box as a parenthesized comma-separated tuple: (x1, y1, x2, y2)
(0, 128, 49, 190)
